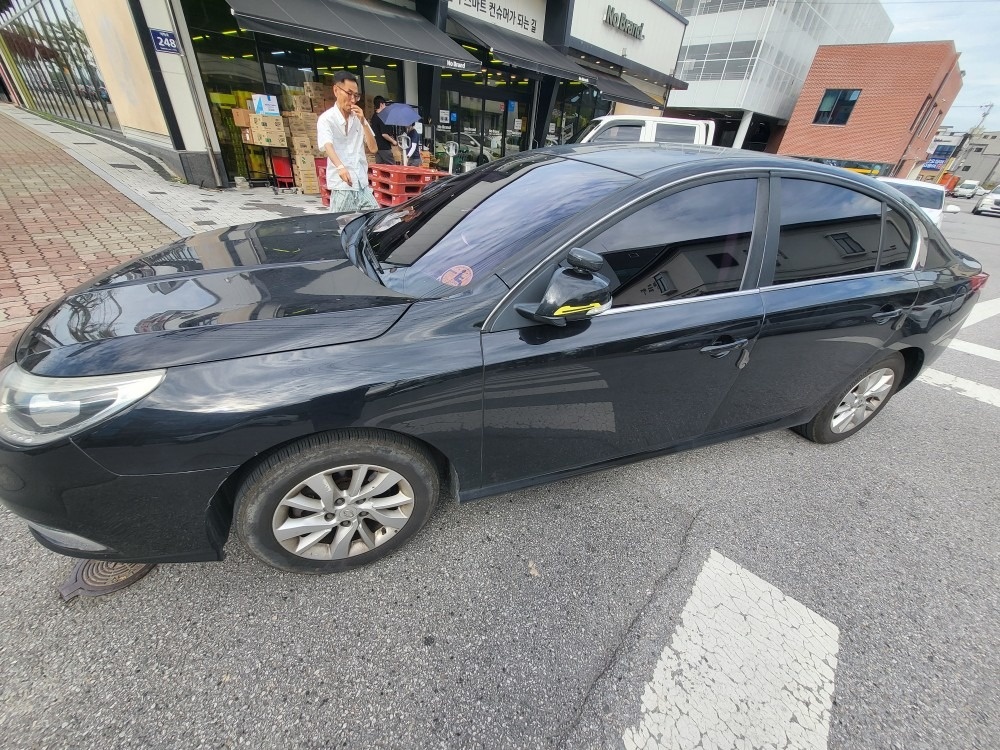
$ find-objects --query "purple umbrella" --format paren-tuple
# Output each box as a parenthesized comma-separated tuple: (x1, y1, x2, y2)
(378, 102, 420, 126)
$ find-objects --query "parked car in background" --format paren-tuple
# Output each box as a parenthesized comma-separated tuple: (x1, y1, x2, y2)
(951, 179, 981, 198)
(877, 177, 960, 227)
(972, 185, 1000, 216)
(0, 144, 988, 575)
(570, 115, 716, 146)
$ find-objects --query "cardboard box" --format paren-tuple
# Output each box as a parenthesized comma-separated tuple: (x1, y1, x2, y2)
(291, 136, 314, 153)
(291, 95, 312, 112)
(303, 81, 327, 99)
(231, 108, 251, 128)
(249, 113, 287, 148)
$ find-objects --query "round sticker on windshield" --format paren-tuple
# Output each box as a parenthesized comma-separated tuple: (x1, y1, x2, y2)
(440, 265, 474, 287)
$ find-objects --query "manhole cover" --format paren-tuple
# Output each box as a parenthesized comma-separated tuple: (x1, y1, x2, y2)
(58, 560, 155, 601)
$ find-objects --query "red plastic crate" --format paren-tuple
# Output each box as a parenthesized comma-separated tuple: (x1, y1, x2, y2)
(368, 164, 444, 186)
(373, 189, 413, 207)
(371, 178, 424, 196)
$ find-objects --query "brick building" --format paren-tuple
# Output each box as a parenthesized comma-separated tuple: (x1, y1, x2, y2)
(777, 41, 962, 177)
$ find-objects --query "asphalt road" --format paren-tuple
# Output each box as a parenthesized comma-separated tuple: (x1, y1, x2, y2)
(1, 209, 997, 750)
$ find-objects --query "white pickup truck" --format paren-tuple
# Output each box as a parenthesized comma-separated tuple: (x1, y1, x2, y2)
(570, 115, 716, 146)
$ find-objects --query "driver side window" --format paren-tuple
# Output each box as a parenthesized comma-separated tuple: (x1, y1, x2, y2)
(586, 179, 759, 308)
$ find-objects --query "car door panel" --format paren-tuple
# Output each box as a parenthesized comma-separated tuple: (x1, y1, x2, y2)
(481, 293, 764, 486)
(714, 273, 920, 430)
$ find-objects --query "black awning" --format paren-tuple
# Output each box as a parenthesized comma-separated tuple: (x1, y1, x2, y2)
(587, 69, 660, 109)
(227, 0, 480, 70)
(449, 15, 595, 84)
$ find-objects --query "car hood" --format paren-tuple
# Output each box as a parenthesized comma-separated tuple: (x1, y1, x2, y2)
(15, 214, 412, 377)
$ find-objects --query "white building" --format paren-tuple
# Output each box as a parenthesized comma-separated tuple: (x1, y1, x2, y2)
(665, 0, 892, 150)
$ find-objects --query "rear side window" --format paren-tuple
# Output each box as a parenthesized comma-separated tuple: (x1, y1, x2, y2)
(585, 179, 759, 307)
(654, 123, 698, 144)
(772, 179, 882, 284)
(592, 124, 643, 142)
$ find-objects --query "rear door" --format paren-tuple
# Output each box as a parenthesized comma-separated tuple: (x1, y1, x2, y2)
(715, 173, 921, 431)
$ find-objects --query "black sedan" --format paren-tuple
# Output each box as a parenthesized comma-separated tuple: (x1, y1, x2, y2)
(0, 144, 989, 574)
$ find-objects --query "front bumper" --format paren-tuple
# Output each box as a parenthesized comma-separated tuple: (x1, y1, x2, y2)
(0, 438, 234, 563)
(975, 201, 1000, 215)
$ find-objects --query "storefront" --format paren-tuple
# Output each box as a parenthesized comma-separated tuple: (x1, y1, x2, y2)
(1, 0, 690, 187)
(556, 0, 690, 134)
(179, 0, 690, 180)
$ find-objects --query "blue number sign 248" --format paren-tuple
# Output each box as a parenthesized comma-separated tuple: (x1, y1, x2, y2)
(150, 29, 181, 55)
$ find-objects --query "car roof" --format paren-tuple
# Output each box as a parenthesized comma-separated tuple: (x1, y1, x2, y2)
(543, 142, 884, 184)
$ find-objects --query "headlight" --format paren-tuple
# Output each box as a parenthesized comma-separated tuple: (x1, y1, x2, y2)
(0, 365, 165, 447)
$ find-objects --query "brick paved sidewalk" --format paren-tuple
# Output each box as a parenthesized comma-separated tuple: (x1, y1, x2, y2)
(0, 114, 179, 350)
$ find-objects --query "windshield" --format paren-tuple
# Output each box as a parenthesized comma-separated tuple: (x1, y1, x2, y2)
(959, 181, 978, 188)
(362, 154, 634, 298)
(885, 182, 944, 210)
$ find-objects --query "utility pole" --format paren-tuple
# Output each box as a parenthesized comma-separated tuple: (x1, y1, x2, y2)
(952, 102, 994, 176)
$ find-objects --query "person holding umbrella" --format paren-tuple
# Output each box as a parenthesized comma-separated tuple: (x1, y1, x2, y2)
(371, 96, 398, 165)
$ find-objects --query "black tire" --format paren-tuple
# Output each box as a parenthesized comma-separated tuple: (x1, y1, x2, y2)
(235, 430, 440, 573)
(972, 209, 981, 215)
(792, 352, 905, 444)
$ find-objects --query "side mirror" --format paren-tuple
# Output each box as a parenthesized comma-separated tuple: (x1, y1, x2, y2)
(515, 248, 611, 326)
(945, 204, 961, 214)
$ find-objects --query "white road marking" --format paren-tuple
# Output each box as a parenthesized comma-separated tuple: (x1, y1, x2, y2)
(623, 551, 840, 750)
(916, 369, 1000, 408)
(961, 297, 1000, 329)
(948, 339, 1000, 363)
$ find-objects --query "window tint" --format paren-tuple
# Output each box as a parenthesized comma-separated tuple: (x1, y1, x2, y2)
(366, 155, 634, 298)
(592, 124, 643, 142)
(654, 123, 698, 144)
(772, 179, 881, 284)
(879, 207, 913, 271)
(586, 179, 758, 307)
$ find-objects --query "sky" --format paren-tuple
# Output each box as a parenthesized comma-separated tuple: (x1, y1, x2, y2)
(884, 0, 999, 133)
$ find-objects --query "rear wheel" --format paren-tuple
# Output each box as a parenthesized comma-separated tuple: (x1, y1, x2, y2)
(793, 353, 905, 444)
(235, 431, 440, 573)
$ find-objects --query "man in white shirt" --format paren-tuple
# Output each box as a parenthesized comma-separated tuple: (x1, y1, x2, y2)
(316, 70, 378, 212)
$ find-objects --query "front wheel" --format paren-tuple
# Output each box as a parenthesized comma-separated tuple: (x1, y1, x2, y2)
(235, 431, 440, 573)
(793, 353, 905, 444)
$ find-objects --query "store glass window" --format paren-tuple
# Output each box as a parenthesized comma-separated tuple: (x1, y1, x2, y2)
(187, 28, 264, 181)
(0, 0, 114, 131)
(549, 81, 610, 145)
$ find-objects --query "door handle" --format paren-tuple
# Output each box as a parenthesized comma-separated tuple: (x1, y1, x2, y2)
(871, 309, 903, 324)
(700, 338, 749, 358)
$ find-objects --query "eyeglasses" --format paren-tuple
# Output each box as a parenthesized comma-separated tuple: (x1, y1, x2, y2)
(335, 86, 361, 101)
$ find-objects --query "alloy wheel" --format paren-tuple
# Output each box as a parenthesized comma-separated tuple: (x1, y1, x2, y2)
(830, 367, 896, 434)
(272, 464, 415, 560)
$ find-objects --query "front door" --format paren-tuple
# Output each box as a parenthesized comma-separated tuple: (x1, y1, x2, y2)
(480, 177, 767, 488)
